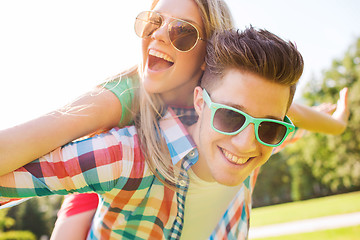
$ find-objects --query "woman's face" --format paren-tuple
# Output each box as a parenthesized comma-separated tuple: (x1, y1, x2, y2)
(141, 0, 207, 105)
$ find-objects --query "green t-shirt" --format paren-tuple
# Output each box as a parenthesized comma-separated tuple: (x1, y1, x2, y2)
(102, 73, 139, 126)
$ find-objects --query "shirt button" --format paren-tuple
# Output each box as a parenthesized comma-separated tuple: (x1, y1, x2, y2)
(176, 216, 182, 222)
(188, 150, 195, 157)
(179, 180, 187, 187)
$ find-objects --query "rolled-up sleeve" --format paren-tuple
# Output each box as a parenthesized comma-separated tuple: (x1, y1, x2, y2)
(0, 126, 141, 198)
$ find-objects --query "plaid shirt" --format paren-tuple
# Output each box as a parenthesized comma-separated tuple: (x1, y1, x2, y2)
(0, 107, 259, 240)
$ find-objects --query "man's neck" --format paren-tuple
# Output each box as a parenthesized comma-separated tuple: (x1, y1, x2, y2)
(186, 123, 215, 183)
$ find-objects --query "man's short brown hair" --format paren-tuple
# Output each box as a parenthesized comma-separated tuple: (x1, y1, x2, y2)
(201, 26, 304, 111)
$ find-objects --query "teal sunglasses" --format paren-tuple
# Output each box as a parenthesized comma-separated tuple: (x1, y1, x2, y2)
(203, 89, 295, 147)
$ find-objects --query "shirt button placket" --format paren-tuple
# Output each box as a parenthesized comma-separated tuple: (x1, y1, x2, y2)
(188, 150, 195, 158)
(179, 180, 187, 187)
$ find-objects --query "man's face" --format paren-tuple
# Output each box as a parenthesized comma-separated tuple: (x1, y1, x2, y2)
(191, 69, 291, 186)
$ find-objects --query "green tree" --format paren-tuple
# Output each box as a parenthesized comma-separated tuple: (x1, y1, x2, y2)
(7, 198, 49, 238)
(0, 208, 36, 240)
(295, 37, 360, 196)
(0, 209, 15, 232)
(252, 153, 292, 207)
(6, 196, 63, 239)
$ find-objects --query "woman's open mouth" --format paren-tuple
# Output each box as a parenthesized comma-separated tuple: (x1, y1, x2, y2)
(148, 49, 174, 71)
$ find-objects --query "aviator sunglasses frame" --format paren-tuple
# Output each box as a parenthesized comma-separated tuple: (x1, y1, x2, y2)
(134, 10, 205, 52)
(202, 89, 295, 147)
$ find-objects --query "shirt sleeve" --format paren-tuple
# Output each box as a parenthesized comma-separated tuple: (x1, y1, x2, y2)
(0, 126, 141, 199)
(57, 193, 99, 218)
(102, 73, 139, 126)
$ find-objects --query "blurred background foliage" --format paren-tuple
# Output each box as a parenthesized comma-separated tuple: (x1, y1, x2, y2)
(0, 196, 62, 239)
(0, 37, 359, 238)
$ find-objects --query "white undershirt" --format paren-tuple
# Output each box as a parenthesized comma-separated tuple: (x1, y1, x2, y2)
(180, 168, 241, 239)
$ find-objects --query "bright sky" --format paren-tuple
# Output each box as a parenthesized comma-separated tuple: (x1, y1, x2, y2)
(1, 0, 359, 129)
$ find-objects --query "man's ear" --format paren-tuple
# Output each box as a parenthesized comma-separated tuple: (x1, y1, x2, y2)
(193, 86, 204, 116)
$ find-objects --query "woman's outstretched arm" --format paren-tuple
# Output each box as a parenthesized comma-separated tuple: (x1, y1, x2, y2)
(0, 87, 122, 176)
(288, 88, 349, 135)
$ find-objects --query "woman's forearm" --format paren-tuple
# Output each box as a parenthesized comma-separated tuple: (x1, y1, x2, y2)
(0, 88, 122, 176)
(0, 118, 128, 198)
(288, 103, 343, 134)
(288, 88, 349, 135)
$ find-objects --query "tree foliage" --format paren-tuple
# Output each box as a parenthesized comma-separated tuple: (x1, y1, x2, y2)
(4, 196, 63, 239)
(0, 208, 36, 240)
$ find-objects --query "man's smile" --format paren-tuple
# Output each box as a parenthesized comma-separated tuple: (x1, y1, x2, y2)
(220, 147, 253, 165)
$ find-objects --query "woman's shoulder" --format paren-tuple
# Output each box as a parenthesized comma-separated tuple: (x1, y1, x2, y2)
(104, 70, 139, 91)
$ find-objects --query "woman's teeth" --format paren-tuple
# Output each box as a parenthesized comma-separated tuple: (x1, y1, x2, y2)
(149, 49, 174, 63)
(221, 148, 249, 165)
(148, 49, 174, 71)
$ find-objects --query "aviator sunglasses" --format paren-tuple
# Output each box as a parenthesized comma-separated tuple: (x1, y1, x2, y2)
(134, 11, 205, 52)
(202, 89, 295, 147)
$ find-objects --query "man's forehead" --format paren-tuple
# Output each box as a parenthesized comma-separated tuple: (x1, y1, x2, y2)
(209, 69, 290, 118)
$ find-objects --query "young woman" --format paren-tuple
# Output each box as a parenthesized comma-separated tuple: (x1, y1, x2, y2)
(0, 0, 349, 239)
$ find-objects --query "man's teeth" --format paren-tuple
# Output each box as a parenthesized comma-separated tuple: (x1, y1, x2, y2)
(222, 148, 249, 164)
(149, 49, 174, 63)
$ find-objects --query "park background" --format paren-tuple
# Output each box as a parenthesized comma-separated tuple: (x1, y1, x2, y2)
(0, 0, 359, 239)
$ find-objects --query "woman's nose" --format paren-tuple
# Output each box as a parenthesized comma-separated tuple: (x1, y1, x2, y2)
(151, 21, 170, 45)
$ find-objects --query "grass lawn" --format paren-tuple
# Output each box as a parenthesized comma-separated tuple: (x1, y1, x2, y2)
(250, 191, 360, 227)
(253, 225, 360, 240)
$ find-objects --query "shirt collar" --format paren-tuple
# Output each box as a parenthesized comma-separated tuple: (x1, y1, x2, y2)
(159, 107, 197, 165)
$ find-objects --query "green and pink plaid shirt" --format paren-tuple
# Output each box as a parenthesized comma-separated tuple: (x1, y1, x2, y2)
(0, 107, 260, 240)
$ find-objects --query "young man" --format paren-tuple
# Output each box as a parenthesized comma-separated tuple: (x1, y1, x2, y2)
(0, 27, 303, 239)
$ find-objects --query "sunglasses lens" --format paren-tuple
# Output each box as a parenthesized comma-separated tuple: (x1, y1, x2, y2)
(134, 11, 201, 52)
(169, 20, 199, 51)
(135, 11, 162, 38)
(214, 107, 288, 146)
(258, 122, 287, 145)
(213, 108, 246, 133)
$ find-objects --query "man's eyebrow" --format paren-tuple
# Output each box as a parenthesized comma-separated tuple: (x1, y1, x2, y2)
(220, 101, 284, 121)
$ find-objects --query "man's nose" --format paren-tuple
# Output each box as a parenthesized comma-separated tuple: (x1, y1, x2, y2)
(231, 123, 257, 151)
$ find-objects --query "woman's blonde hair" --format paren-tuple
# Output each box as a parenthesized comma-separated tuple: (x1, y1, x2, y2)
(133, 0, 235, 189)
